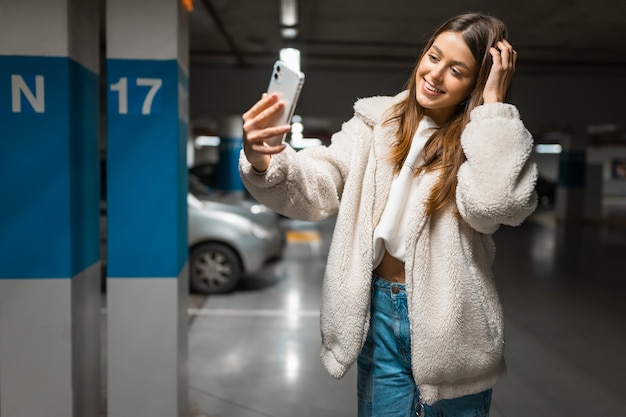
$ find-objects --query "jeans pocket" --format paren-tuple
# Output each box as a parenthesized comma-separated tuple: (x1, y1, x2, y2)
(434, 389, 492, 417)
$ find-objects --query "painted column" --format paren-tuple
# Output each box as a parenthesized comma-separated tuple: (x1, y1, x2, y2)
(584, 163, 603, 219)
(556, 131, 586, 221)
(0, 1, 101, 416)
(216, 115, 245, 192)
(106, 1, 189, 416)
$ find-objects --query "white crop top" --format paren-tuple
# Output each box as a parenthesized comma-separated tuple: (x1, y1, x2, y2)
(373, 116, 437, 267)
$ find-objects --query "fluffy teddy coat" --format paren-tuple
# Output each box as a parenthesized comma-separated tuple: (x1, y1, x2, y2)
(239, 91, 538, 404)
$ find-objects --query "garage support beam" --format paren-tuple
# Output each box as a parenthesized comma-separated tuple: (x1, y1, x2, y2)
(0, 1, 101, 416)
(106, 1, 189, 416)
(556, 131, 588, 221)
(216, 115, 245, 192)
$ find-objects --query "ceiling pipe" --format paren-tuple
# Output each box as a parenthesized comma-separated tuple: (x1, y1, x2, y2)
(199, 0, 245, 66)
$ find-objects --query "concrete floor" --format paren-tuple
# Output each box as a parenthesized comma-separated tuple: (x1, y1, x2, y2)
(186, 206, 626, 417)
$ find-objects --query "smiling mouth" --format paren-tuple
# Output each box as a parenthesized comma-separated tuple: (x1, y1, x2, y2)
(424, 80, 444, 94)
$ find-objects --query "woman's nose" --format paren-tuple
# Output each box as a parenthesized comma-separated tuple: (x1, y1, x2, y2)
(430, 64, 444, 81)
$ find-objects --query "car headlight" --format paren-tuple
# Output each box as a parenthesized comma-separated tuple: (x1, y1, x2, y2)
(250, 223, 272, 240)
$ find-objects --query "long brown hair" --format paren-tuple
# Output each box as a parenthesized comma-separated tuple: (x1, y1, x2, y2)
(385, 13, 509, 215)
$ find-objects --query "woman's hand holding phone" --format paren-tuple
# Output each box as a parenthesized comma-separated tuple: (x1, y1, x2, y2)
(242, 93, 291, 172)
(242, 60, 305, 173)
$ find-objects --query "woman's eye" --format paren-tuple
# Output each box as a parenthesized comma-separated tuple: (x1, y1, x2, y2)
(450, 67, 462, 77)
(428, 54, 439, 62)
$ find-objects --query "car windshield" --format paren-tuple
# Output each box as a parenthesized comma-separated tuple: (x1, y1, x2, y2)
(189, 163, 217, 189)
(189, 174, 214, 199)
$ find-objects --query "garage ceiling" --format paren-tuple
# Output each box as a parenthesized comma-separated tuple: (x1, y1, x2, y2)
(189, 0, 626, 71)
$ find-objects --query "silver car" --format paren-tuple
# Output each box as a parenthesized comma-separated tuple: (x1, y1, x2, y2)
(188, 178, 285, 294)
(101, 177, 285, 294)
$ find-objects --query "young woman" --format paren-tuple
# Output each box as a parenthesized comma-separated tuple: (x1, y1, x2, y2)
(239, 12, 538, 417)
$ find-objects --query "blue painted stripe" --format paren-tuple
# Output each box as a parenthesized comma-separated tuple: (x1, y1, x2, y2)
(0, 56, 100, 278)
(69, 60, 101, 276)
(217, 137, 244, 191)
(106, 59, 187, 278)
(177, 63, 190, 271)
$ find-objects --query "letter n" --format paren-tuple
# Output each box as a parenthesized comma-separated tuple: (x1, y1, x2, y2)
(11, 75, 45, 113)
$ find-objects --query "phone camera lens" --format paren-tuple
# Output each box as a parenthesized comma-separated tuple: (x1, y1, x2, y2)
(276, 65, 282, 72)
(273, 72, 279, 80)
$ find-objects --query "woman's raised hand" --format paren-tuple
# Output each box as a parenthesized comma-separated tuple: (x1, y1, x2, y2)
(483, 39, 517, 103)
(242, 93, 291, 172)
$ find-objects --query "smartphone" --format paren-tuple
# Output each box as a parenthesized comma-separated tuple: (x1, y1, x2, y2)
(265, 60, 305, 146)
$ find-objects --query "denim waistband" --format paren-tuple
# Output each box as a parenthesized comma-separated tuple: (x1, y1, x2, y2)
(372, 272, 406, 292)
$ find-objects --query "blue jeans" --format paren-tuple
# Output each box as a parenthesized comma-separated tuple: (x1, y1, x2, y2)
(357, 274, 492, 417)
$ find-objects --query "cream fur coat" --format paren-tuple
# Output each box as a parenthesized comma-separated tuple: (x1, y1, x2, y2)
(239, 91, 538, 404)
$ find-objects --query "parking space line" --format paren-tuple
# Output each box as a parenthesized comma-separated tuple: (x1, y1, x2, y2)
(187, 308, 320, 318)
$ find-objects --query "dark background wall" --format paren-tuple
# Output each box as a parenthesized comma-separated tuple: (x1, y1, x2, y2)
(189, 64, 626, 137)
(189, 63, 626, 196)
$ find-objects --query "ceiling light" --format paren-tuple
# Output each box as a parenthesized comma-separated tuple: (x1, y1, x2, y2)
(280, 0, 298, 26)
(195, 135, 221, 147)
(534, 144, 562, 154)
(281, 27, 298, 39)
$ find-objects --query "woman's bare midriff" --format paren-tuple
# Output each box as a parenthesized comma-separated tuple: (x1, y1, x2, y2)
(374, 250, 406, 283)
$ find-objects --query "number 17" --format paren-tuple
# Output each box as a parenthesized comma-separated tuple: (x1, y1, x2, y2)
(110, 77, 162, 115)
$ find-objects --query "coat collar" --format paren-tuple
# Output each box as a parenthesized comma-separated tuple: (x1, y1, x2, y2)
(353, 90, 408, 127)
(352, 91, 409, 228)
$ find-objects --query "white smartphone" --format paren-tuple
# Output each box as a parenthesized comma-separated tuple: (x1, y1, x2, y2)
(265, 60, 305, 146)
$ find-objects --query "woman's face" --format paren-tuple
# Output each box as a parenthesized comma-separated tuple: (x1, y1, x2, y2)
(415, 31, 478, 125)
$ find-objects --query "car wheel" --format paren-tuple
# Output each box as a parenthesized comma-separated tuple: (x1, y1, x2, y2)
(189, 243, 242, 294)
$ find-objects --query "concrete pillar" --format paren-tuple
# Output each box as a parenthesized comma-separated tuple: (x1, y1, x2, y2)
(105, 1, 189, 416)
(216, 115, 245, 192)
(556, 131, 587, 221)
(584, 163, 603, 220)
(0, 1, 101, 416)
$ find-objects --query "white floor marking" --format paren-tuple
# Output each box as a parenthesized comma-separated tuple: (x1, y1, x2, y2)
(187, 308, 320, 317)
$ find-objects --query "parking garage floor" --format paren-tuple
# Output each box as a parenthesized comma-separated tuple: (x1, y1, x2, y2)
(99, 202, 626, 416)
(184, 203, 626, 417)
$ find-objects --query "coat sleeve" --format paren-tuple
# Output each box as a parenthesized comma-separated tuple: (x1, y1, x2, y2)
(456, 103, 538, 234)
(239, 116, 364, 221)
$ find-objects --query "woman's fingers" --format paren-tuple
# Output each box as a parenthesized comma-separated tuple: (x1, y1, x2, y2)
(248, 140, 287, 156)
(483, 40, 518, 103)
(241, 93, 291, 171)
(246, 124, 291, 149)
(243, 94, 277, 133)
(242, 93, 291, 146)
(243, 93, 274, 121)
(494, 40, 517, 71)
